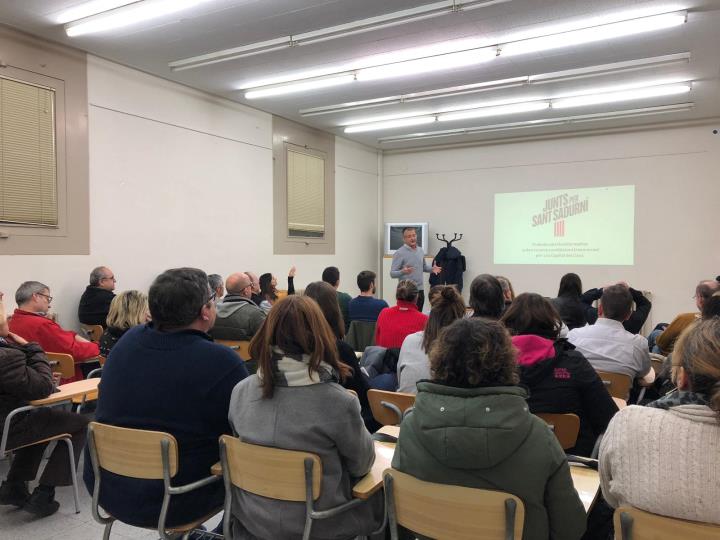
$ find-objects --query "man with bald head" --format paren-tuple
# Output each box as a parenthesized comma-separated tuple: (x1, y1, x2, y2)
(210, 272, 266, 341)
(244, 271, 264, 306)
(654, 279, 720, 355)
(78, 266, 116, 327)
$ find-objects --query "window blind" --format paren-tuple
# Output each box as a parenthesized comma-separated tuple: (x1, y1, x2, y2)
(287, 148, 324, 237)
(0, 77, 58, 226)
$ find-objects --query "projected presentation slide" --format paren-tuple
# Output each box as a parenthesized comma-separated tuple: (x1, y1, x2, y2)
(494, 185, 635, 265)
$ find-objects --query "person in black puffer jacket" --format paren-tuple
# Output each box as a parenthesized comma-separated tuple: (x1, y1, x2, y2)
(502, 293, 618, 456)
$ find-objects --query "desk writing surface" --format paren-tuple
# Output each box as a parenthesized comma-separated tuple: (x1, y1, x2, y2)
(29, 378, 100, 406)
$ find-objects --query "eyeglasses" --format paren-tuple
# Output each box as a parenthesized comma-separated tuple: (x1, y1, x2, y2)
(206, 291, 217, 305)
(36, 292, 53, 303)
(102, 275, 116, 282)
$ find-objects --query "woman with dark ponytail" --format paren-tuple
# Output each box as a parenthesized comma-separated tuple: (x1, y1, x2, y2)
(397, 285, 465, 393)
(600, 318, 720, 525)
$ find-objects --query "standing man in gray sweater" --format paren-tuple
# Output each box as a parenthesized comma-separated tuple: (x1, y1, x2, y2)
(391, 227, 441, 311)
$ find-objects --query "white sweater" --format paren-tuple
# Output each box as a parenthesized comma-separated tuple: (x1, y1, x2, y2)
(397, 331, 429, 394)
(599, 403, 720, 525)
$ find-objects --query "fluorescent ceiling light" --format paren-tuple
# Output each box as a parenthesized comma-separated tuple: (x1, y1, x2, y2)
(500, 12, 687, 56)
(244, 75, 355, 99)
(65, 0, 212, 37)
(344, 116, 437, 134)
(168, 0, 511, 71)
(299, 53, 690, 116)
(552, 83, 691, 109)
(54, 0, 137, 24)
(377, 103, 694, 143)
(242, 9, 687, 99)
(439, 101, 550, 122)
(356, 48, 496, 82)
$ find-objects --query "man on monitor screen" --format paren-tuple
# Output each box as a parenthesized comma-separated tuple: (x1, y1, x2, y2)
(390, 227, 441, 311)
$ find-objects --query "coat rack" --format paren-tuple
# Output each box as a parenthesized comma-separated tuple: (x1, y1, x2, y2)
(436, 233, 463, 247)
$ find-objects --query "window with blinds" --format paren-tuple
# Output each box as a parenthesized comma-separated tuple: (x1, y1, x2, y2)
(287, 147, 325, 238)
(0, 77, 58, 227)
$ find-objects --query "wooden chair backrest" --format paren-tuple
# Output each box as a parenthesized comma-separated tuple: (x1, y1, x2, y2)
(614, 506, 720, 540)
(596, 370, 633, 400)
(385, 469, 525, 540)
(367, 389, 416, 426)
(215, 339, 251, 361)
(535, 413, 580, 450)
(88, 422, 178, 479)
(220, 435, 322, 502)
(81, 324, 104, 343)
(276, 290, 289, 300)
(45, 352, 75, 379)
(347, 389, 358, 399)
(649, 353, 666, 378)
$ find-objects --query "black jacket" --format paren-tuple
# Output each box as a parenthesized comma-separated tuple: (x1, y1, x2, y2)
(0, 340, 53, 424)
(336, 340, 379, 433)
(581, 287, 651, 334)
(551, 295, 587, 330)
(429, 245, 466, 291)
(515, 336, 618, 456)
(78, 286, 115, 327)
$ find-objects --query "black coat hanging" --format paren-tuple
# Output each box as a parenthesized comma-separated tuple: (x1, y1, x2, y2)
(430, 233, 466, 291)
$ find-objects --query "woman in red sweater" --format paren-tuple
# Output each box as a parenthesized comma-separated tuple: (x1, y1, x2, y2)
(375, 280, 428, 349)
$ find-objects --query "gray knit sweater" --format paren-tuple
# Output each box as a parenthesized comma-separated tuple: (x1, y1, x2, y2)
(390, 244, 431, 290)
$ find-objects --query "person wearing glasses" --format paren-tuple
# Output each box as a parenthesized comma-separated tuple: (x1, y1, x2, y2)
(78, 266, 117, 328)
(9, 281, 99, 382)
(83, 268, 248, 531)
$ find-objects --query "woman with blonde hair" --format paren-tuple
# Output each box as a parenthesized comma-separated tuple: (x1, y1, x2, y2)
(98, 290, 149, 357)
(227, 295, 383, 539)
(600, 317, 720, 524)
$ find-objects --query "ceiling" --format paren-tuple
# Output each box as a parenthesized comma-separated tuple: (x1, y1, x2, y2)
(1, 0, 719, 150)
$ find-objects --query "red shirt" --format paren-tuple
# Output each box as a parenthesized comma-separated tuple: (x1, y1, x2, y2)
(374, 300, 428, 349)
(9, 309, 99, 381)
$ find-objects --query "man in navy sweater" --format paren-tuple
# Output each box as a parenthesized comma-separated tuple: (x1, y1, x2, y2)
(348, 270, 388, 323)
(83, 268, 248, 528)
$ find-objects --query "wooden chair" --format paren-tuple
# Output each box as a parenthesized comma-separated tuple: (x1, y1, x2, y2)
(384, 469, 524, 540)
(219, 435, 383, 540)
(81, 324, 104, 343)
(649, 353, 666, 378)
(215, 339, 251, 361)
(367, 389, 416, 426)
(536, 413, 580, 450)
(596, 370, 633, 400)
(46, 352, 76, 380)
(87, 422, 222, 540)
(614, 506, 720, 540)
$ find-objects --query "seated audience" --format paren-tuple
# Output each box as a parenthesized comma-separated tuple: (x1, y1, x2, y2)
(600, 318, 720, 525)
(322, 266, 353, 331)
(98, 290, 149, 357)
(259, 266, 296, 312)
(568, 285, 653, 384)
(375, 280, 428, 349)
(581, 281, 651, 335)
(653, 279, 719, 355)
(210, 272, 266, 341)
(208, 273, 224, 300)
(0, 293, 88, 517)
(348, 270, 388, 323)
(392, 318, 586, 540)
(228, 295, 383, 539)
(496, 275, 515, 313)
(502, 293, 618, 456)
(551, 272, 588, 330)
(10, 281, 99, 381)
(397, 285, 465, 394)
(83, 268, 248, 528)
(304, 281, 377, 431)
(244, 271, 264, 306)
(468, 274, 505, 319)
(78, 266, 116, 327)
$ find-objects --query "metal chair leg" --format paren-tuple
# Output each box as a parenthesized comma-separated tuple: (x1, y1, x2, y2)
(34, 439, 58, 482)
(63, 438, 80, 513)
(102, 520, 115, 540)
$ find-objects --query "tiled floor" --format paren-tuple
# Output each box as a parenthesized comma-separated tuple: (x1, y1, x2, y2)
(0, 456, 222, 540)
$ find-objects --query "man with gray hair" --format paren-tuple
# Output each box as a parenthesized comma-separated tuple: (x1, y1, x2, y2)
(208, 274, 224, 300)
(245, 271, 264, 306)
(78, 266, 116, 327)
(210, 272, 266, 341)
(9, 281, 99, 380)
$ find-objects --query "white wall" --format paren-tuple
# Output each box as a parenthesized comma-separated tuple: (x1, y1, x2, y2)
(383, 124, 720, 325)
(0, 56, 380, 327)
